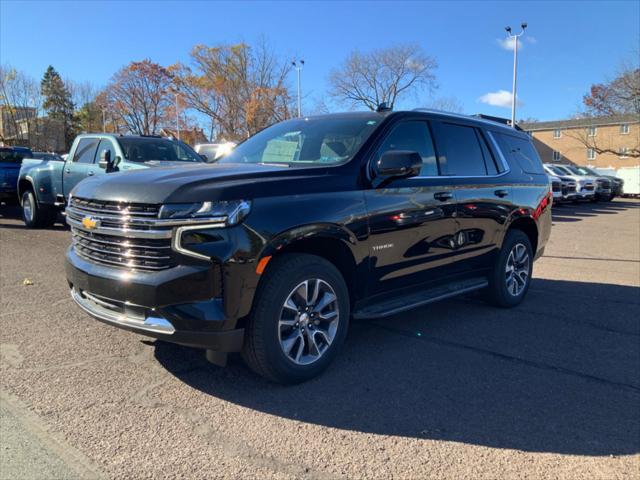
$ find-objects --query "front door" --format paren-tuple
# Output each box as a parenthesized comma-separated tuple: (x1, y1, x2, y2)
(364, 120, 459, 296)
(63, 137, 100, 197)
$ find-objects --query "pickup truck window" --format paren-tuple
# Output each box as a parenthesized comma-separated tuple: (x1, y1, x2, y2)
(94, 140, 116, 163)
(0, 149, 28, 163)
(376, 121, 439, 176)
(74, 138, 100, 164)
(116, 138, 201, 163)
(220, 117, 379, 166)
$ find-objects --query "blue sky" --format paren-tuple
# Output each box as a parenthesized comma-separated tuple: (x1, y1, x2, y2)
(1, 0, 638, 121)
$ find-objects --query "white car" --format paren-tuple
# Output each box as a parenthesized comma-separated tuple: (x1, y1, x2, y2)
(544, 164, 596, 201)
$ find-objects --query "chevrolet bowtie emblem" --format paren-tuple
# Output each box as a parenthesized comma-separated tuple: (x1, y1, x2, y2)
(82, 216, 98, 230)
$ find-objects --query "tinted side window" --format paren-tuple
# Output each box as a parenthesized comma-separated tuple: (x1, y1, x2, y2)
(94, 140, 116, 164)
(377, 121, 438, 176)
(436, 123, 487, 176)
(495, 133, 545, 175)
(73, 138, 99, 164)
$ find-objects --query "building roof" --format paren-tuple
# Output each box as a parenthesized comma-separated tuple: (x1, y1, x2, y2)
(520, 114, 639, 131)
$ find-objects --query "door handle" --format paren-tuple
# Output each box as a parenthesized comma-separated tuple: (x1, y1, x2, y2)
(65, 168, 71, 174)
(433, 191, 453, 201)
(87, 171, 94, 176)
(494, 189, 509, 198)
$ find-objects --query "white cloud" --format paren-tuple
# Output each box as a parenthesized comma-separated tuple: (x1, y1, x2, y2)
(526, 36, 537, 44)
(478, 90, 522, 108)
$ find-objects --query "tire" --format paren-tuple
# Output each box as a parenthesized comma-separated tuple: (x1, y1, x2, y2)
(484, 229, 533, 308)
(242, 253, 350, 384)
(21, 190, 56, 228)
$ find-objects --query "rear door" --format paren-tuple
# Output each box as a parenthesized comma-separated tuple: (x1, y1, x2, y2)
(364, 119, 459, 295)
(431, 121, 512, 273)
(62, 137, 99, 196)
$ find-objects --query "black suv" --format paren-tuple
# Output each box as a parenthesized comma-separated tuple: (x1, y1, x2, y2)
(65, 110, 552, 383)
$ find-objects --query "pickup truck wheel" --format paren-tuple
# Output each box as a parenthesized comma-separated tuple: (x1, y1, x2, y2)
(242, 253, 350, 384)
(21, 190, 56, 228)
(484, 229, 533, 308)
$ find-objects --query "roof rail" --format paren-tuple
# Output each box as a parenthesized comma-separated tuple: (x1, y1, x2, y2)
(472, 114, 523, 131)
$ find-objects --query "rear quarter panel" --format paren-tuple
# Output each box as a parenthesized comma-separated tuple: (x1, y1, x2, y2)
(19, 159, 66, 205)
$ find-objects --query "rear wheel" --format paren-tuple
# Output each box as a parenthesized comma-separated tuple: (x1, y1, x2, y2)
(242, 253, 350, 384)
(485, 229, 533, 308)
(21, 190, 56, 228)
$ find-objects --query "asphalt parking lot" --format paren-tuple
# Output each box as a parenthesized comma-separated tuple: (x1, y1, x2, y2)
(1, 199, 639, 479)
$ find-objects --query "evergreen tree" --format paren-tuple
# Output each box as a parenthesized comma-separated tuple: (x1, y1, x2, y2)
(40, 66, 75, 149)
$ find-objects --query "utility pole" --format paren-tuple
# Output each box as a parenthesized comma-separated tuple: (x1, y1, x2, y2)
(102, 108, 106, 133)
(505, 23, 527, 128)
(292, 60, 304, 117)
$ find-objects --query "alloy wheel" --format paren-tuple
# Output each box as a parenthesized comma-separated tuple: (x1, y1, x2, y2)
(278, 278, 340, 365)
(505, 243, 530, 297)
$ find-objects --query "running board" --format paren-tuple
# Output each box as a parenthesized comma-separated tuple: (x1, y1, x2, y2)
(353, 277, 488, 319)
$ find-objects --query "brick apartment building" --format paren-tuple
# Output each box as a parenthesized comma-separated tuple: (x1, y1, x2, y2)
(520, 114, 639, 169)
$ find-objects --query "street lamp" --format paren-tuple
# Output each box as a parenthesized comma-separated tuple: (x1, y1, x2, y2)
(292, 60, 304, 117)
(505, 22, 527, 128)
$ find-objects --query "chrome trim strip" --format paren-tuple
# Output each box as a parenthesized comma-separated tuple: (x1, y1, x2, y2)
(71, 288, 175, 334)
(67, 216, 173, 239)
(172, 222, 227, 261)
(71, 231, 171, 249)
(73, 248, 171, 270)
(67, 206, 227, 227)
(72, 239, 171, 260)
(70, 204, 159, 217)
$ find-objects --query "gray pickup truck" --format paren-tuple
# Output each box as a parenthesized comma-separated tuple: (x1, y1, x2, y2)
(18, 134, 205, 227)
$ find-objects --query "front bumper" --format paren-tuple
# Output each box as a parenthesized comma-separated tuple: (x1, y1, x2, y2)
(66, 248, 244, 351)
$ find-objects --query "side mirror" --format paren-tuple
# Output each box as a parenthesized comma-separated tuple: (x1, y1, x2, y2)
(200, 154, 209, 161)
(98, 149, 111, 170)
(375, 150, 422, 179)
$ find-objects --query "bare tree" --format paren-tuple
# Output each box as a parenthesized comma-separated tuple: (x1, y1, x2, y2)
(0, 65, 40, 145)
(566, 125, 639, 159)
(425, 96, 464, 114)
(328, 44, 437, 111)
(583, 62, 639, 116)
(102, 60, 173, 135)
(171, 41, 293, 142)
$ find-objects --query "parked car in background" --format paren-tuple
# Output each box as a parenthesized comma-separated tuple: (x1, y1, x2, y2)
(577, 166, 624, 200)
(194, 142, 236, 162)
(561, 164, 612, 201)
(1, 146, 33, 205)
(544, 164, 596, 201)
(18, 134, 204, 228)
(65, 110, 552, 383)
(547, 174, 563, 204)
(32, 151, 64, 162)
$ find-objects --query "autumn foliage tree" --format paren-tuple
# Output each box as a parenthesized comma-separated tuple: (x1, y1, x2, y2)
(583, 67, 640, 116)
(171, 42, 293, 142)
(102, 60, 173, 135)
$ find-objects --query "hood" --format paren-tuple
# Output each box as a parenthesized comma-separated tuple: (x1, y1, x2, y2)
(71, 162, 347, 204)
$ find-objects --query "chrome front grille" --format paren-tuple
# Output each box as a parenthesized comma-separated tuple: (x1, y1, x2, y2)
(72, 228, 175, 270)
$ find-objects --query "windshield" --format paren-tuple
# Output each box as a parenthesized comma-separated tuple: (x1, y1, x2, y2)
(117, 138, 202, 163)
(565, 165, 588, 175)
(220, 116, 380, 167)
(547, 165, 568, 176)
(0, 148, 30, 163)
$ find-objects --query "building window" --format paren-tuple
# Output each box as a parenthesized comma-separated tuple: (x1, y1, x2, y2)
(620, 124, 629, 134)
(588, 126, 597, 137)
(553, 129, 561, 139)
(619, 147, 629, 158)
(552, 150, 561, 161)
(587, 148, 596, 160)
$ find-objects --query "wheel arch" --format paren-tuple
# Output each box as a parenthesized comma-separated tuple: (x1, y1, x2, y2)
(506, 215, 539, 254)
(257, 224, 362, 307)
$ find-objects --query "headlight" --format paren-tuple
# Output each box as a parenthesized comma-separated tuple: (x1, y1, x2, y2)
(159, 200, 251, 226)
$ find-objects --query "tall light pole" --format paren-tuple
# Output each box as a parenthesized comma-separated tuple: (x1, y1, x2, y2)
(505, 22, 527, 128)
(174, 92, 180, 140)
(292, 60, 304, 117)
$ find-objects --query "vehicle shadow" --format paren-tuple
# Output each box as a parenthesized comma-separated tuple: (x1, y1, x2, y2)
(552, 199, 639, 223)
(0, 204, 68, 230)
(153, 278, 640, 457)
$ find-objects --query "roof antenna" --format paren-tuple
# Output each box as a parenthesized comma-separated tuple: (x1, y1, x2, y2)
(376, 102, 392, 112)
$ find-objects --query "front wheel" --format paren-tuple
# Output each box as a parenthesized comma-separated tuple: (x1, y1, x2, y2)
(485, 229, 533, 308)
(242, 253, 350, 384)
(21, 190, 56, 228)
